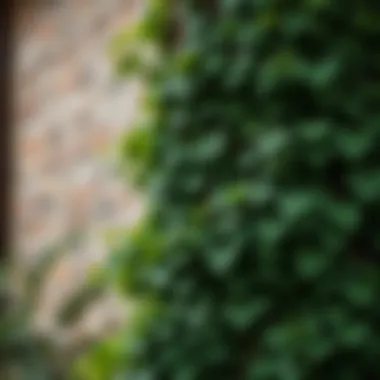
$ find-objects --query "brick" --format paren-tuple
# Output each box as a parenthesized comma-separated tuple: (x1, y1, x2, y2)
(13, 0, 145, 347)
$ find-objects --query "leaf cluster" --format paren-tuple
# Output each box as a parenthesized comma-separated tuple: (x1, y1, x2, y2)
(77, 1, 380, 379)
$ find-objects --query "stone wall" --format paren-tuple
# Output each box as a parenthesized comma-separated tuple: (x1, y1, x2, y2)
(12, 0, 144, 343)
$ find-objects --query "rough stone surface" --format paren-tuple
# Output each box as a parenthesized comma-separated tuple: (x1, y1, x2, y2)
(13, 0, 145, 343)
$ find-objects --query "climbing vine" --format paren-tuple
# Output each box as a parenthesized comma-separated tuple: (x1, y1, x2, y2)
(76, 1, 380, 379)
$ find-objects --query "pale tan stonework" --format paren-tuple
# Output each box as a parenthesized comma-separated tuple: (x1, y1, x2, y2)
(13, 0, 146, 344)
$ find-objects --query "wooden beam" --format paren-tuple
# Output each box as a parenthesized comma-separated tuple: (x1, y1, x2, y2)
(0, 0, 12, 263)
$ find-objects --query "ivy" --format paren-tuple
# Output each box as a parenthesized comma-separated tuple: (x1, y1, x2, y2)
(76, 1, 380, 379)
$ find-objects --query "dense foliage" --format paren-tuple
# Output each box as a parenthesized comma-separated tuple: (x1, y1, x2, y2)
(0, 258, 61, 380)
(0, 236, 102, 379)
(77, 0, 380, 379)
